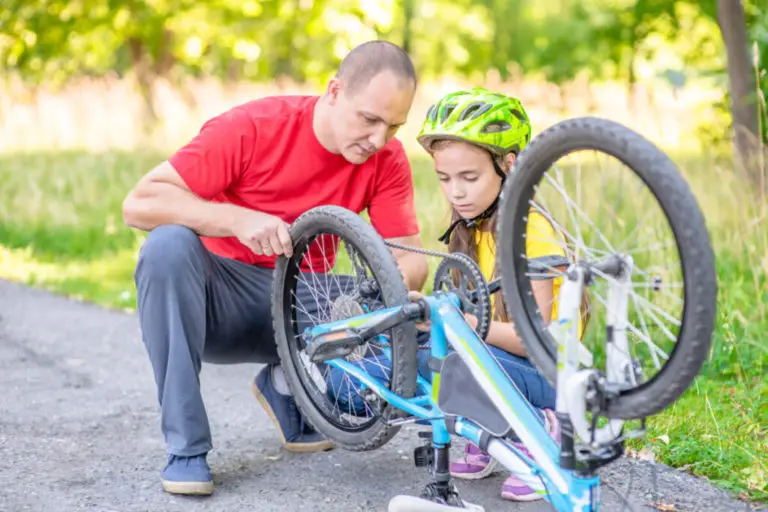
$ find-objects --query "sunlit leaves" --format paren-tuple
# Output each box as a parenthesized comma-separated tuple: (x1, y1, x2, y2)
(0, 0, 763, 109)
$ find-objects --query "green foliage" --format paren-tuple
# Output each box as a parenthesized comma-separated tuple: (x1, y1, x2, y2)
(3, 0, 762, 144)
(0, 0, 753, 88)
(690, 0, 767, 153)
(0, 0, 417, 88)
(640, 376, 768, 502)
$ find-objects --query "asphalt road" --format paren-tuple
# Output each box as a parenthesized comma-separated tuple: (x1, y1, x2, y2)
(0, 279, 759, 512)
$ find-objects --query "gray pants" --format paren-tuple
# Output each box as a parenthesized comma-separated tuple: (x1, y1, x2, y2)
(134, 225, 349, 456)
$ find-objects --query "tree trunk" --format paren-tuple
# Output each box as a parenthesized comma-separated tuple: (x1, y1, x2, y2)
(127, 37, 160, 129)
(491, 0, 510, 81)
(627, 51, 637, 115)
(558, 84, 567, 115)
(717, 0, 761, 184)
(402, 0, 413, 55)
(626, 3, 641, 116)
(274, 0, 299, 84)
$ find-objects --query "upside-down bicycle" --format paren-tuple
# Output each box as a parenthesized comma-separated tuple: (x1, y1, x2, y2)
(270, 118, 717, 511)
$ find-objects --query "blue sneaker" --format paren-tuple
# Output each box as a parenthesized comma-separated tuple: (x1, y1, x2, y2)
(251, 365, 334, 453)
(161, 453, 213, 495)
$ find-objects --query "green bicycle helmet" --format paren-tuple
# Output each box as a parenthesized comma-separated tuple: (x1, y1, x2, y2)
(419, 88, 533, 245)
(418, 87, 532, 158)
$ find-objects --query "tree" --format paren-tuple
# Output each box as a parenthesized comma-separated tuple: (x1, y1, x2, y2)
(745, 0, 767, 146)
(716, 0, 762, 183)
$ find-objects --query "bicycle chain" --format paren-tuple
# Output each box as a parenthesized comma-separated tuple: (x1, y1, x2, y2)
(383, 240, 484, 350)
(384, 240, 465, 261)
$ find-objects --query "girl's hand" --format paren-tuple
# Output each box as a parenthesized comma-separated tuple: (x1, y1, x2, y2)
(407, 291, 431, 331)
(407, 290, 425, 301)
(405, 293, 480, 334)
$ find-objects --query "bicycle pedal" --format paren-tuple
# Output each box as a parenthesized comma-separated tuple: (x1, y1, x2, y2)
(414, 445, 433, 468)
(305, 328, 363, 362)
(418, 430, 433, 439)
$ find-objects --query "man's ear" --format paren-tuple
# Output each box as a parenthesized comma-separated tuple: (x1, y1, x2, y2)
(326, 77, 343, 104)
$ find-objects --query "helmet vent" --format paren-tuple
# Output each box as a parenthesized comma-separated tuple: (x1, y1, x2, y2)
(481, 120, 512, 133)
(510, 109, 528, 123)
(426, 104, 438, 122)
(441, 104, 457, 123)
(458, 102, 491, 121)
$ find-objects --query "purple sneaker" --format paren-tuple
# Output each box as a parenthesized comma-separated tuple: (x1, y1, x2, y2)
(501, 443, 544, 501)
(449, 442, 498, 480)
(501, 409, 561, 502)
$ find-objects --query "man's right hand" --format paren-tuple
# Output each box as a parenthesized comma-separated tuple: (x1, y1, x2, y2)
(233, 211, 293, 257)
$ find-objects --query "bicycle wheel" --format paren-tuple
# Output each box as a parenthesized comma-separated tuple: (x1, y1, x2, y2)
(272, 205, 418, 450)
(496, 117, 717, 419)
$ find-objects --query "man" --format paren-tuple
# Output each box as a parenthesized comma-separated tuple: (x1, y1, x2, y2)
(122, 40, 429, 496)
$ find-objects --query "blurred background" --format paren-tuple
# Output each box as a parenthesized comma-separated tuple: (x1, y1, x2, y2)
(0, 0, 766, 505)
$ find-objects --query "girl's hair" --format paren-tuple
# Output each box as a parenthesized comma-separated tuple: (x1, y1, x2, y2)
(436, 140, 592, 334)
(446, 209, 512, 322)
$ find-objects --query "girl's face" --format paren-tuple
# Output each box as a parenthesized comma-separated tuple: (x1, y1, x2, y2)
(431, 141, 515, 220)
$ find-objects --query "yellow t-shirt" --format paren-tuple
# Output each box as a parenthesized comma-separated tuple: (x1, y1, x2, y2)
(475, 211, 584, 338)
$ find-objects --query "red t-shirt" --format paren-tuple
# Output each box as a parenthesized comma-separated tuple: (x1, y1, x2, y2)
(168, 95, 420, 269)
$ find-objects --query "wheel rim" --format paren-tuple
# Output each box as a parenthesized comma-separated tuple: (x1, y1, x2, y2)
(280, 228, 399, 432)
(501, 145, 690, 397)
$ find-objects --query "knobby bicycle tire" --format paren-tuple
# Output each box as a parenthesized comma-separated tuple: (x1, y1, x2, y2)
(272, 205, 418, 450)
(496, 117, 717, 419)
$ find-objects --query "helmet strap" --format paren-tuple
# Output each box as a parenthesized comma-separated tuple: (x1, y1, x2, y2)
(438, 157, 507, 245)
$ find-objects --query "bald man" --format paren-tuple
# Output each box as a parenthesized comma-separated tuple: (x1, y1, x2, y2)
(122, 40, 429, 495)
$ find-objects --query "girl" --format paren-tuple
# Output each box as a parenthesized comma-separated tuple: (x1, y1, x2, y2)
(415, 87, 566, 502)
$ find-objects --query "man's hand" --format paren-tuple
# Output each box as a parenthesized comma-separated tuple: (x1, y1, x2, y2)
(233, 211, 293, 257)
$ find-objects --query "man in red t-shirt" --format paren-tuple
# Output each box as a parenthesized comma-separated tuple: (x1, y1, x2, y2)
(122, 41, 428, 495)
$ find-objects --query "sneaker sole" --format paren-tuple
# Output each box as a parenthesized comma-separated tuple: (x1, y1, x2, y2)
(250, 379, 334, 453)
(501, 491, 545, 502)
(450, 458, 498, 480)
(162, 479, 213, 496)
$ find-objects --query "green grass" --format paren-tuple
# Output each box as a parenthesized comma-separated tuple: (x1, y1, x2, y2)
(0, 148, 766, 503)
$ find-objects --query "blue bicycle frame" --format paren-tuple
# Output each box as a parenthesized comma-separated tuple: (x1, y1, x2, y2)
(304, 285, 601, 512)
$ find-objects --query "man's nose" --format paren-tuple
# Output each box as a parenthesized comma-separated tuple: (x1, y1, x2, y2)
(369, 125, 388, 149)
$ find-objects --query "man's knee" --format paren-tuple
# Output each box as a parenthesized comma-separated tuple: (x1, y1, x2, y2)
(135, 226, 208, 362)
(135, 225, 205, 282)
